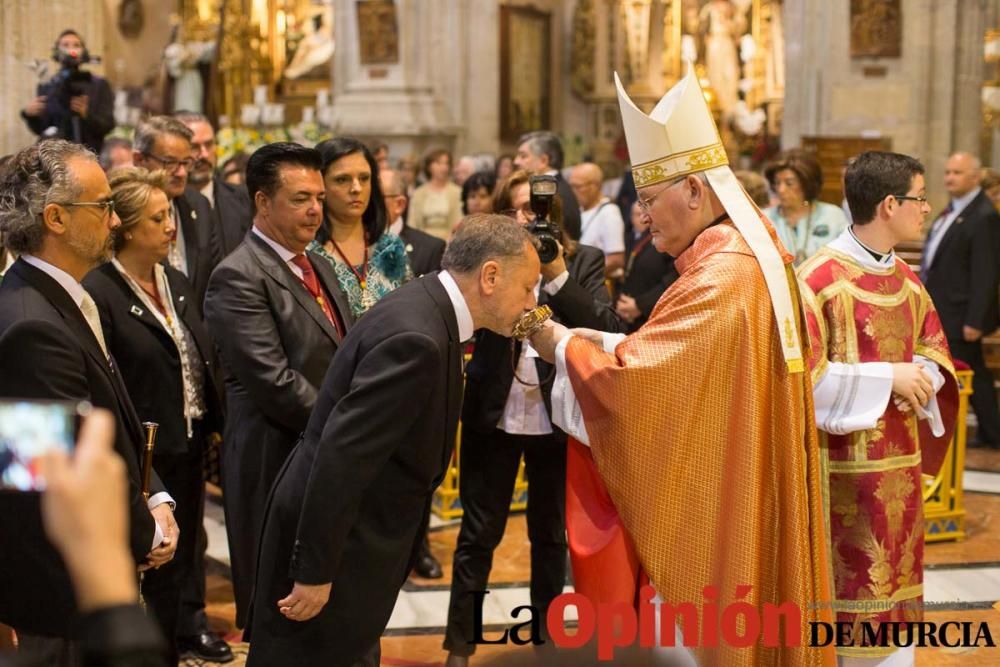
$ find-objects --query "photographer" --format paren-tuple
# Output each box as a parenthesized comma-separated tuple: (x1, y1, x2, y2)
(443, 170, 624, 667)
(21, 30, 114, 154)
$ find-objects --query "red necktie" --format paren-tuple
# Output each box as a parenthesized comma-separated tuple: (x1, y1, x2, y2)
(291, 254, 344, 338)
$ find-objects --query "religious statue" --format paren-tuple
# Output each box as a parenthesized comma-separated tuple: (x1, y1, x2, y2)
(164, 36, 215, 113)
(284, 12, 335, 80)
(697, 0, 748, 116)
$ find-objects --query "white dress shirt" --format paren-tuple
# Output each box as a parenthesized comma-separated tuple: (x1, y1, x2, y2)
(20, 255, 174, 548)
(437, 270, 474, 341)
(252, 226, 304, 280)
(922, 187, 981, 269)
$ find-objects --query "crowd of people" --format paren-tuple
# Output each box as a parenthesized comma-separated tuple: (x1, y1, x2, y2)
(0, 27, 998, 667)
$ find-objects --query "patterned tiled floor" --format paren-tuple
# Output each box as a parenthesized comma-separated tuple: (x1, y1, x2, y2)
(191, 461, 1000, 665)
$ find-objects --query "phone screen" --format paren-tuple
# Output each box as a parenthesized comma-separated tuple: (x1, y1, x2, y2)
(0, 400, 87, 491)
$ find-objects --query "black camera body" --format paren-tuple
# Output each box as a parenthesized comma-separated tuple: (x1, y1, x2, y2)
(526, 174, 562, 264)
(48, 46, 96, 112)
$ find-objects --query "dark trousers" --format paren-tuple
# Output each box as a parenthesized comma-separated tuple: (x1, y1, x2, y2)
(143, 426, 207, 662)
(949, 337, 1000, 444)
(12, 634, 80, 667)
(444, 428, 567, 657)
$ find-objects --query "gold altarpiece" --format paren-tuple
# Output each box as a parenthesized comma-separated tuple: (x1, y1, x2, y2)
(177, 0, 333, 126)
(571, 0, 784, 169)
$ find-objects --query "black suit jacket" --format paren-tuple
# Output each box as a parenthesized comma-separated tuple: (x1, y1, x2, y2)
(210, 180, 252, 261)
(924, 191, 1000, 339)
(83, 263, 223, 455)
(556, 173, 582, 241)
(174, 189, 215, 314)
(0, 259, 163, 636)
(620, 231, 679, 330)
(203, 230, 352, 627)
(398, 224, 446, 276)
(247, 274, 464, 666)
(462, 245, 623, 433)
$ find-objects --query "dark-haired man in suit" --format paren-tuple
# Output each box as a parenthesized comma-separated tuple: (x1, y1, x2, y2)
(923, 151, 1000, 447)
(382, 168, 445, 277)
(205, 142, 352, 628)
(0, 140, 176, 665)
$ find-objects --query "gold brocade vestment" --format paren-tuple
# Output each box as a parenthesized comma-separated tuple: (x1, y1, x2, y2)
(798, 247, 958, 659)
(564, 222, 836, 666)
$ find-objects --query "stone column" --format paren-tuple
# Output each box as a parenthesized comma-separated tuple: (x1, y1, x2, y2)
(330, 0, 483, 161)
(0, 0, 107, 155)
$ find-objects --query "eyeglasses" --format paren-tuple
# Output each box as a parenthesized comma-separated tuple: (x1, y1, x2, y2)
(637, 177, 686, 213)
(893, 194, 929, 205)
(143, 153, 195, 173)
(500, 208, 537, 223)
(59, 199, 116, 220)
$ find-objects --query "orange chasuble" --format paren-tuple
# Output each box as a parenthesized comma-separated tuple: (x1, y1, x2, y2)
(798, 246, 958, 660)
(564, 221, 836, 666)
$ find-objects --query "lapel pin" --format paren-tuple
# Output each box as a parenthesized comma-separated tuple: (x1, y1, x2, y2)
(191, 210, 198, 220)
(178, 295, 185, 302)
(955, 217, 964, 224)
(405, 244, 414, 252)
(130, 305, 144, 316)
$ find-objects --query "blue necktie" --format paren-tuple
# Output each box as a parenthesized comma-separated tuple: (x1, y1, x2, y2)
(921, 202, 953, 280)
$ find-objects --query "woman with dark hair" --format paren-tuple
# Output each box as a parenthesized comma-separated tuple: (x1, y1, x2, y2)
(312, 137, 410, 318)
(764, 148, 848, 265)
(461, 171, 496, 216)
(408, 147, 462, 240)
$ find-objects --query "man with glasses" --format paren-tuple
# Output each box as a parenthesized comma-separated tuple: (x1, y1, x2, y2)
(133, 116, 215, 312)
(0, 139, 177, 665)
(797, 151, 959, 665)
(528, 67, 836, 665)
(381, 168, 444, 277)
(176, 111, 252, 261)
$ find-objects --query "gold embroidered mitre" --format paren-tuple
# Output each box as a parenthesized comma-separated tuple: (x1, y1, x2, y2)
(615, 68, 728, 188)
(615, 65, 804, 371)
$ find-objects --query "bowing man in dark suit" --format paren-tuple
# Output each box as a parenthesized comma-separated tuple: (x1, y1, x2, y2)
(382, 168, 446, 277)
(615, 200, 679, 332)
(204, 143, 352, 628)
(176, 111, 252, 263)
(246, 215, 542, 667)
(132, 116, 216, 312)
(923, 152, 1000, 446)
(82, 167, 225, 661)
(443, 173, 625, 666)
(0, 140, 177, 664)
(381, 166, 447, 578)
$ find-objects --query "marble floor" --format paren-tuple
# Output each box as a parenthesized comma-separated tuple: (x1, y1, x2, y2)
(194, 448, 1000, 666)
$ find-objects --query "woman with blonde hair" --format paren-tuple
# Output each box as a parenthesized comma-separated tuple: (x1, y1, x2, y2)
(83, 166, 226, 662)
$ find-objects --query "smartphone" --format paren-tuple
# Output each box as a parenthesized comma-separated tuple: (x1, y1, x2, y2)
(0, 400, 90, 491)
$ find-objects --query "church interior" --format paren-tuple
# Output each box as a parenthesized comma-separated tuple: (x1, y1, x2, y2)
(2, 1, 1000, 665)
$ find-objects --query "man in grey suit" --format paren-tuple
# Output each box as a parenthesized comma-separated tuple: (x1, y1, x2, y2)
(204, 142, 352, 628)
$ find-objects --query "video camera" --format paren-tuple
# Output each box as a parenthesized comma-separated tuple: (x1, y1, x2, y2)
(525, 174, 562, 264)
(49, 46, 99, 112)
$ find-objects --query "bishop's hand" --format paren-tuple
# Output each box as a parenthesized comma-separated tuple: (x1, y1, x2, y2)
(529, 319, 570, 363)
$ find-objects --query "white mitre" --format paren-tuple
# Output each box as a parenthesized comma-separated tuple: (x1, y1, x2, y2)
(616, 66, 803, 372)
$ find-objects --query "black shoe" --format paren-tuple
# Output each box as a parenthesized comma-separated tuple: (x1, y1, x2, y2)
(178, 632, 234, 663)
(414, 553, 443, 579)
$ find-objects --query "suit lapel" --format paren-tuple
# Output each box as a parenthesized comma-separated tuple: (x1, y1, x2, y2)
(11, 261, 144, 445)
(247, 234, 342, 345)
(930, 194, 981, 271)
(175, 195, 201, 281)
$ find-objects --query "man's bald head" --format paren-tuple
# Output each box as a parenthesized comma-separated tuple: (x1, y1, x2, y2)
(568, 162, 605, 209)
(944, 152, 983, 198)
(379, 168, 408, 222)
